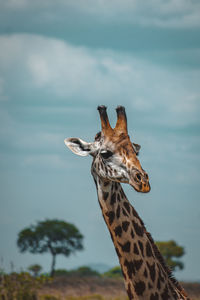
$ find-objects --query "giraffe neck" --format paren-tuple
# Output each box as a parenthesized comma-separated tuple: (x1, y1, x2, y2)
(93, 174, 189, 300)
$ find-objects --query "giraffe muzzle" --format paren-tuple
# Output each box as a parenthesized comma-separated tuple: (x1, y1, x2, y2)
(130, 170, 151, 193)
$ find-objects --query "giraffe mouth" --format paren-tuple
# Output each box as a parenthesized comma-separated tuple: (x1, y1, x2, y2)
(130, 180, 151, 193)
(129, 171, 151, 193)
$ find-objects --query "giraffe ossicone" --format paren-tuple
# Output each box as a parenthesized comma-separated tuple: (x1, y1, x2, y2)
(65, 106, 190, 300)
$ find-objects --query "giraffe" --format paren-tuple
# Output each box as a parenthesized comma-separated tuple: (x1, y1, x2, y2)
(64, 106, 190, 300)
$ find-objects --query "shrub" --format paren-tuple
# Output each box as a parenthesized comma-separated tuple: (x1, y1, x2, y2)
(0, 272, 49, 300)
(103, 266, 122, 279)
(73, 266, 100, 277)
(41, 296, 59, 300)
(54, 269, 69, 277)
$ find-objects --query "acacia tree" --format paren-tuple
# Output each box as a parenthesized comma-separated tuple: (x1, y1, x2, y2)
(28, 264, 42, 277)
(155, 240, 185, 271)
(17, 219, 84, 277)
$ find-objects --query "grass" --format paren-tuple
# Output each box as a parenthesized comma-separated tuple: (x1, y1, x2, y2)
(0, 273, 199, 300)
(39, 294, 200, 300)
(40, 295, 128, 300)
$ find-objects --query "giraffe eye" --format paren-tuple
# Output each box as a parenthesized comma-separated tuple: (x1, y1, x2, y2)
(100, 150, 113, 159)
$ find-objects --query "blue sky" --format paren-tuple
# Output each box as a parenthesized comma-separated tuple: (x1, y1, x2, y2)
(0, 0, 200, 281)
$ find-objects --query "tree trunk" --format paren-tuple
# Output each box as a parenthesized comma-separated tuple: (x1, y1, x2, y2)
(50, 254, 56, 277)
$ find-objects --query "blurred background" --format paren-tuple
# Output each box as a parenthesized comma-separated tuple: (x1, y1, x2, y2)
(0, 0, 199, 282)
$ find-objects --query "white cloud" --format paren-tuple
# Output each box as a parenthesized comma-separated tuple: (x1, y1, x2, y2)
(0, 32, 199, 174)
(0, 33, 199, 174)
(2, 0, 200, 28)
(0, 33, 199, 128)
(80, 0, 200, 28)
(0, 34, 143, 102)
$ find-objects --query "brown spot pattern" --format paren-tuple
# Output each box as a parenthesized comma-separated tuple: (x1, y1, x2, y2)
(134, 280, 145, 296)
(103, 191, 109, 201)
(116, 205, 120, 218)
(110, 193, 116, 205)
(132, 220, 144, 237)
(133, 243, 139, 255)
(124, 259, 136, 279)
(147, 261, 156, 282)
(161, 285, 170, 299)
(114, 225, 122, 237)
(124, 202, 131, 214)
(127, 283, 134, 300)
(118, 241, 131, 253)
(134, 259, 143, 271)
(122, 208, 129, 217)
(122, 221, 130, 232)
(146, 241, 153, 257)
(138, 240, 144, 257)
(105, 211, 115, 225)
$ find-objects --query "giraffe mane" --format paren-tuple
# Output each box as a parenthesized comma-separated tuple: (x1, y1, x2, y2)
(133, 207, 188, 297)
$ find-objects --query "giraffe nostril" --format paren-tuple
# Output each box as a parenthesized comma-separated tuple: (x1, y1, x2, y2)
(136, 173, 141, 181)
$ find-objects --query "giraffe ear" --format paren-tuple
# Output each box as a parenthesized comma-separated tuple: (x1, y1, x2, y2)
(64, 138, 96, 157)
(132, 143, 141, 156)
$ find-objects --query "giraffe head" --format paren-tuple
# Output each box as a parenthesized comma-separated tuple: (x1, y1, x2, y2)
(65, 106, 150, 193)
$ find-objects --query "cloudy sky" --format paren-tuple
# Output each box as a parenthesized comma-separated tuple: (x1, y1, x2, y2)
(0, 0, 200, 281)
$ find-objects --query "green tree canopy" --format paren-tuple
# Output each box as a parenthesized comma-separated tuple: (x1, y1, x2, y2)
(103, 266, 122, 278)
(28, 264, 42, 277)
(155, 240, 185, 271)
(73, 266, 100, 277)
(17, 219, 84, 277)
(54, 266, 100, 277)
